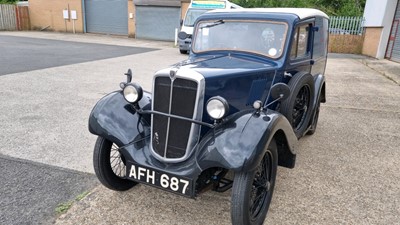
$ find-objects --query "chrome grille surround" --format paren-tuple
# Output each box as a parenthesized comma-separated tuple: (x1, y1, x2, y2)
(150, 67, 205, 163)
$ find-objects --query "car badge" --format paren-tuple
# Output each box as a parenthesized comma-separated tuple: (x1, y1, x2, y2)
(154, 132, 159, 145)
(170, 68, 178, 80)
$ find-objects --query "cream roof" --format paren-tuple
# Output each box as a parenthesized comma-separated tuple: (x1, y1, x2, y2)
(210, 8, 329, 19)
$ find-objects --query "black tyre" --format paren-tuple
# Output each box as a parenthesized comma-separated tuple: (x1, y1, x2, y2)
(307, 95, 321, 135)
(179, 49, 188, 54)
(231, 139, 278, 225)
(93, 136, 137, 191)
(281, 72, 315, 138)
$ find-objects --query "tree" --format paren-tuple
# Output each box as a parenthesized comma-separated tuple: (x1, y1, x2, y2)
(0, 0, 18, 4)
(231, 0, 366, 16)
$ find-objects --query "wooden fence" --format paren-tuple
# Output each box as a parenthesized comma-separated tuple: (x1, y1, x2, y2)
(328, 16, 365, 54)
(0, 4, 16, 30)
(0, 4, 30, 31)
(16, 5, 30, 30)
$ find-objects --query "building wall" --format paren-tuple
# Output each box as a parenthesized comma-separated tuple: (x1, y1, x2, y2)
(29, 0, 188, 37)
(181, 2, 190, 19)
(362, 0, 398, 58)
(362, 27, 383, 57)
(128, 0, 136, 37)
(29, 0, 83, 33)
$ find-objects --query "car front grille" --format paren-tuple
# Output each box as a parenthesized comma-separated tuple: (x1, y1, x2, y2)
(151, 75, 200, 161)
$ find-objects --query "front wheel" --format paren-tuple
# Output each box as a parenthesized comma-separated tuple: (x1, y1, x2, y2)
(231, 139, 278, 225)
(93, 136, 137, 191)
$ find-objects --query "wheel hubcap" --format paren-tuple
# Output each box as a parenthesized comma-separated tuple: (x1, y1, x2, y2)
(110, 143, 126, 178)
(265, 181, 271, 192)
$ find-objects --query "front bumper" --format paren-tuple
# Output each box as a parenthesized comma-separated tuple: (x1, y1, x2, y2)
(126, 157, 195, 197)
(121, 136, 201, 198)
(178, 37, 191, 51)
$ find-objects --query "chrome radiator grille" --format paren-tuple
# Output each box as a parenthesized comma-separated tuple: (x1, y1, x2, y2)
(151, 75, 200, 161)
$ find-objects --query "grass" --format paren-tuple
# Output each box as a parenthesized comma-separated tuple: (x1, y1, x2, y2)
(75, 191, 90, 201)
(55, 201, 74, 214)
(55, 191, 90, 214)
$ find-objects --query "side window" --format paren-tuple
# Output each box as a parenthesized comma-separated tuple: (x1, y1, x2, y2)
(290, 24, 311, 59)
(297, 25, 309, 56)
(290, 30, 298, 58)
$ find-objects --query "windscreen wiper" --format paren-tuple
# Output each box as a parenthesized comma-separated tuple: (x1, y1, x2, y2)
(200, 20, 225, 29)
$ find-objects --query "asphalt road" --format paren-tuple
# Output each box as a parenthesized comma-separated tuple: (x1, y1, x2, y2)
(1, 32, 399, 225)
(0, 154, 98, 225)
(0, 35, 157, 76)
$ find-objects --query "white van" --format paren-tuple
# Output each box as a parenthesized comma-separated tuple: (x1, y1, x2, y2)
(178, 0, 242, 54)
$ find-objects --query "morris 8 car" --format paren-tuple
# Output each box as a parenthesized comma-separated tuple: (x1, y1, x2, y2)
(89, 8, 328, 225)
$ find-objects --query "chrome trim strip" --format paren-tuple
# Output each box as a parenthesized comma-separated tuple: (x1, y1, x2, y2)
(163, 78, 175, 157)
(150, 67, 205, 163)
(139, 110, 213, 128)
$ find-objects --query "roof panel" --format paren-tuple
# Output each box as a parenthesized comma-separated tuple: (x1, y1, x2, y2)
(210, 8, 329, 19)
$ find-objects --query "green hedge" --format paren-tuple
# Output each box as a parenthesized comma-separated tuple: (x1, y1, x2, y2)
(0, 0, 18, 4)
(231, 0, 366, 17)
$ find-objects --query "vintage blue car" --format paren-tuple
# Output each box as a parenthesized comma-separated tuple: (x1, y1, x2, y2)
(89, 8, 328, 225)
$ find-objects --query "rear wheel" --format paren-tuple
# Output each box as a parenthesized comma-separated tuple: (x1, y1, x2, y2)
(281, 72, 314, 138)
(179, 49, 188, 54)
(93, 136, 137, 191)
(307, 96, 321, 135)
(231, 140, 278, 225)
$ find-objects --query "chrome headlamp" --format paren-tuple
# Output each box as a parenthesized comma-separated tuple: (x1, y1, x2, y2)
(123, 83, 143, 103)
(206, 96, 229, 120)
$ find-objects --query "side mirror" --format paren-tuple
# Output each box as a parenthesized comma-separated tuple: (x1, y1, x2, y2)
(178, 31, 188, 40)
(259, 83, 291, 110)
(270, 83, 290, 101)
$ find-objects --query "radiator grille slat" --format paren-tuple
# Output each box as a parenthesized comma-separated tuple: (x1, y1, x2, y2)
(171, 78, 197, 118)
(152, 77, 171, 156)
(166, 118, 192, 158)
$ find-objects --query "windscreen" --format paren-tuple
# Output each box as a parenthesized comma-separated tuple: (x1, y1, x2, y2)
(184, 9, 210, 27)
(193, 20, 288, 58)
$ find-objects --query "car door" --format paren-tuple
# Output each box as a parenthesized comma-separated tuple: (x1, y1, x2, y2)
(310, 16, 329, 76)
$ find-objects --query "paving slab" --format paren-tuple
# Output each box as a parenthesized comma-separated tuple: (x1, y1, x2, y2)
(0, 32, 187, 174)
(54, 54, 400, 224)
(1, 31, 399, 224)
(0, 31, 186, 225)
(360, 57, 400, 86)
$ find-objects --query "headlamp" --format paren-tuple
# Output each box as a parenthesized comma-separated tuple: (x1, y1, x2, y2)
(123, 83, 143, 103)
(206, 96, 229, 120)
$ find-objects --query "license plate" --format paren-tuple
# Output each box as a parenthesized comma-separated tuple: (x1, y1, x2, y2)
(126, 161, 194, 197)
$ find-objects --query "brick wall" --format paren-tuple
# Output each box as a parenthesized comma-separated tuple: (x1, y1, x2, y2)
(29, 0, 83, 33)
(28, 0, 189, 37)
(362, 27, 383, 57)
(128, 0, 135, 37)
(329, 34, 365, 54)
